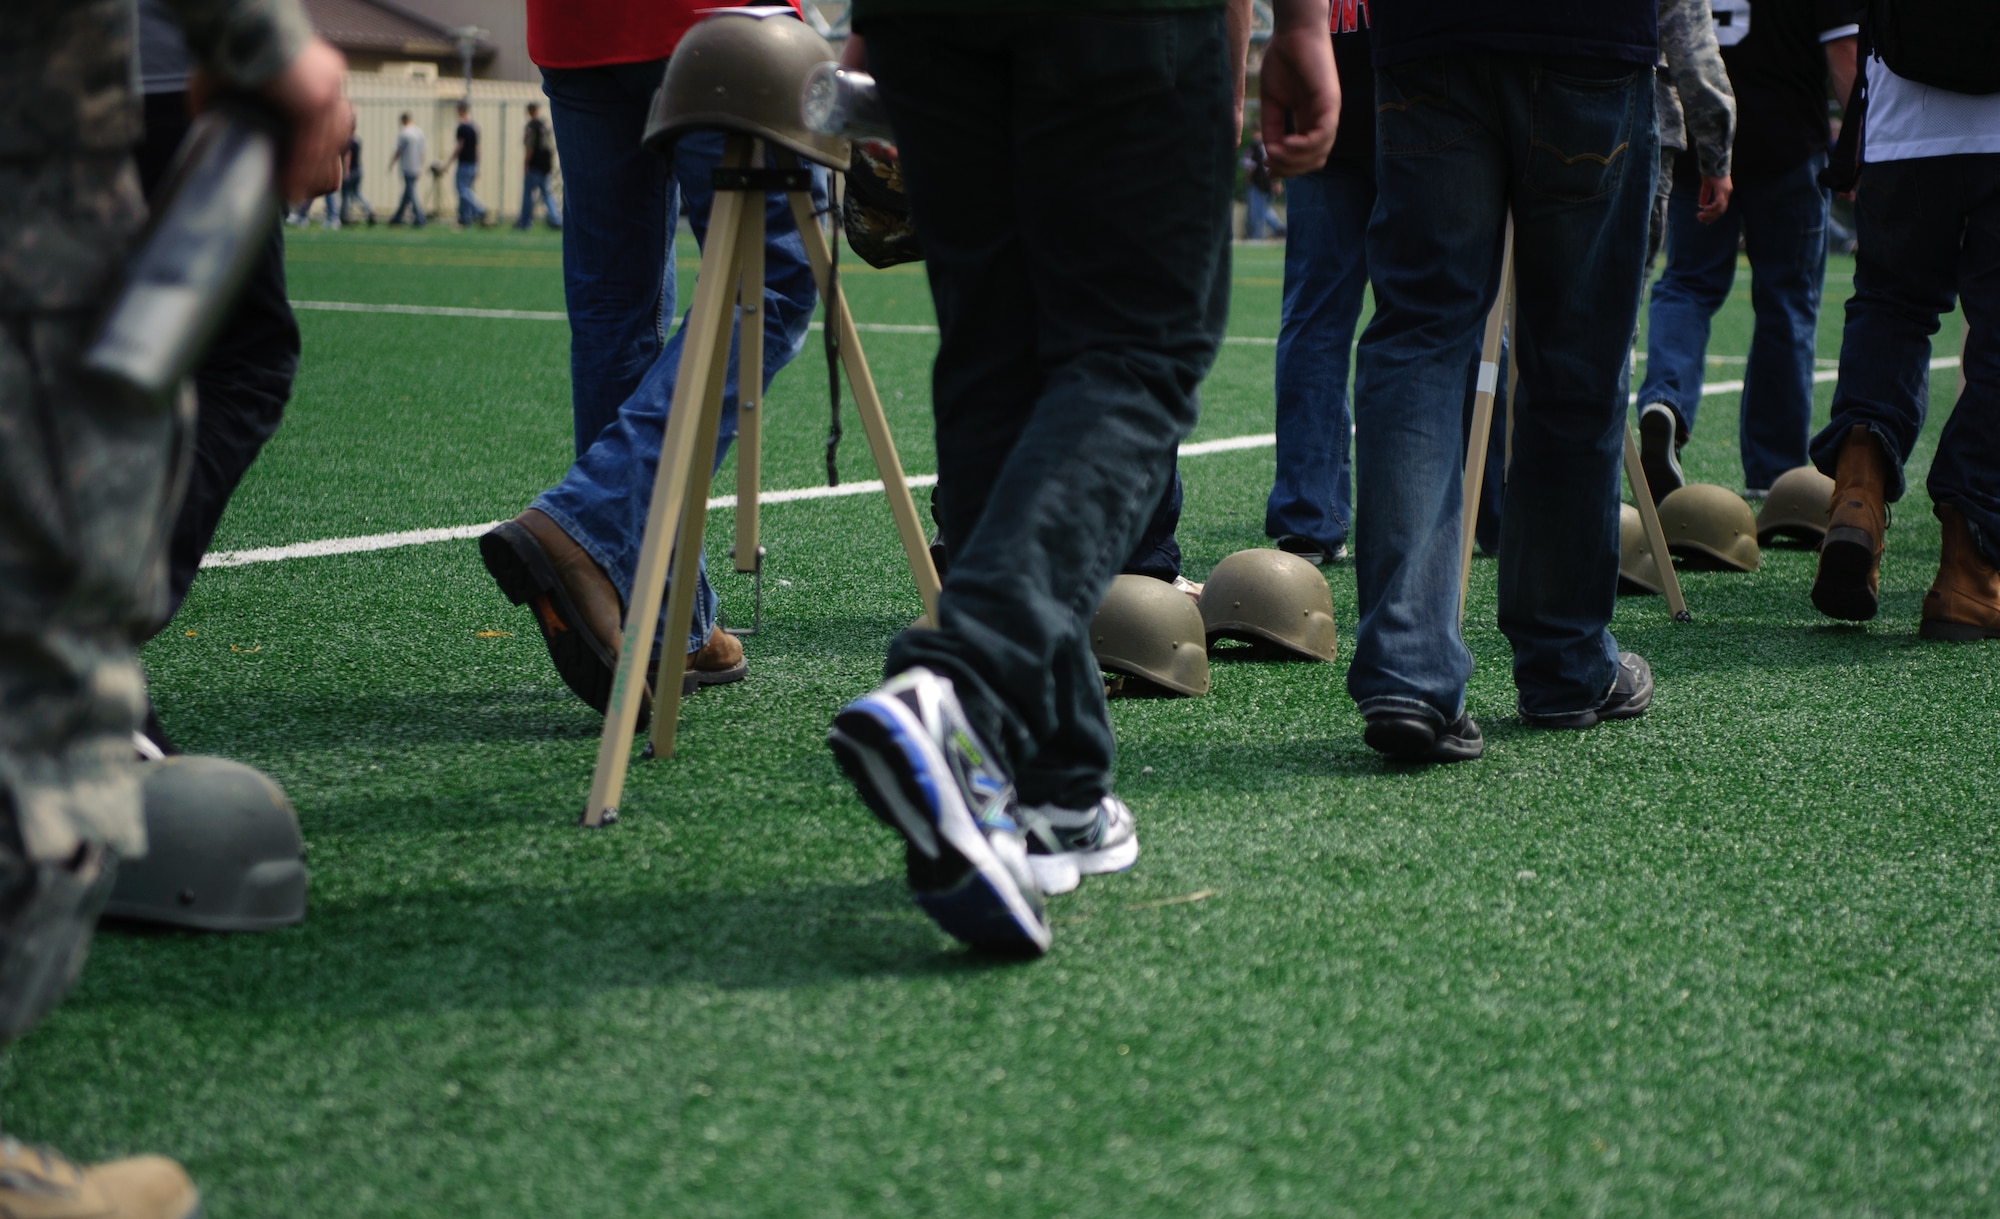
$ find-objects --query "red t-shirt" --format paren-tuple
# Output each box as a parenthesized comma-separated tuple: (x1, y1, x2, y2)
(528, 0, 801, 70)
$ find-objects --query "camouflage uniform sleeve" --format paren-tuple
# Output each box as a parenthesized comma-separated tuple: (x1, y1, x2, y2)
(1658, 0, 1736, 179)
(161, 0, 313, 90)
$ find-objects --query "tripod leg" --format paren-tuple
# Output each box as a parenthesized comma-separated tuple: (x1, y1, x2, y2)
(785, 182, 942, 626)
(582, 137, 751, 827)
(734, 190, 765, 583)
(647, 183, 767, 760)
(1459, 217, 1514, 625)
(1624, 423, 1690, 620)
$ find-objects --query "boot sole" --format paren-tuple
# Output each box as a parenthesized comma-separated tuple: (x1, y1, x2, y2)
(480, 522, 642, 719)
(1812, 526, 1881, 622)
(1920, 619, 2000, 641)
(1638, 406, 1684, 505)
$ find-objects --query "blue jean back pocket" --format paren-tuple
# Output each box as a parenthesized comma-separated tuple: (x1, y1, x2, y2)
(1527, 65, 1642, 203)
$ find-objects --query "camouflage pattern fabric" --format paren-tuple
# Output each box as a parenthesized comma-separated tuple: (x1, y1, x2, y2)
(842, 140, 923, 270)
(1656, 0, 1736, 179)
(0, 0, 309, 1042)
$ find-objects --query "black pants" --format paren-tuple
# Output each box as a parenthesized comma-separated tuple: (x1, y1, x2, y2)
(865, 9, 1234, 807)
(135, 91, 300, 631)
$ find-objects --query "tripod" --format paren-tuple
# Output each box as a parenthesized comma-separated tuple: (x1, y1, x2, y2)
(582, 135, 941, 828)
(1460, 217, 1689, 623)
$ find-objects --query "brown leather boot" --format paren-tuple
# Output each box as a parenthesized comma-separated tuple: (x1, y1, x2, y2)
(480, 508, 630, 713)
(1920, 504, 2000, 640)
(1811, 425, 1891, 621)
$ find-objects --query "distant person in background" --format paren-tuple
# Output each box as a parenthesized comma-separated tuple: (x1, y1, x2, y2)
(444, 100, 488, 227)
(339, 112, 375, 225)
(1242, 137, 1286, 239)
(388, 111, 427, 226)
(516, 100, 561, 229)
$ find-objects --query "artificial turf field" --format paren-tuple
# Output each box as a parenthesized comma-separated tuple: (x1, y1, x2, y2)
(5, 224, 1993, 1217)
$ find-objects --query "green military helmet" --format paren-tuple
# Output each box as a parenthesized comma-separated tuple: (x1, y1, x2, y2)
(643, 10, 850, 171)
(1090, 575, 1210, 697)
(1659, 483, 1761, 572)
(1757, 464, 1836, 546)
(1619, 502, 1664, 595)
(106, 757, 306, 932)
(1200, 548, 1338, 661)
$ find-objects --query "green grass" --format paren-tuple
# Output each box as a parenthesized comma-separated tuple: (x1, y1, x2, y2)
(4, 226, 1993, 1218)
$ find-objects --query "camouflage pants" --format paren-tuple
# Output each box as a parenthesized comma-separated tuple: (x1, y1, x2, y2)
(0, 152, 186, 1040)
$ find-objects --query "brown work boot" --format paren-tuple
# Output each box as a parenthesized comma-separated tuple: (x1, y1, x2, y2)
(480, 508, 629, 713)
(1811, 425, 1891, 621)
(1920, 504, 2000, 641)
(0, 1138, 199, 1219)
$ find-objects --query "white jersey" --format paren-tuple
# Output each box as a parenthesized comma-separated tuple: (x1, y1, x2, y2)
(1865, 54, 2000, 163)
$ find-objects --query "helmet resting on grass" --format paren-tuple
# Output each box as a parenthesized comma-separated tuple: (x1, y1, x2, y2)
(1091, 575, 1210, 697)
(1199, 548, 1338, 662)
(106, 757, 306, 932)
(1659, 483, 1761, 572)
(1757, 465, 1836, 546)
(1619, 502, 1664, 595)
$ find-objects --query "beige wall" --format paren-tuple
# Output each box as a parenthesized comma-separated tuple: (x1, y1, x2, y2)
(343, 74, 559, 225)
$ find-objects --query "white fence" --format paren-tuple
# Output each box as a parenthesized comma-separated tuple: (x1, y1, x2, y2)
(338, 74, 562, 225)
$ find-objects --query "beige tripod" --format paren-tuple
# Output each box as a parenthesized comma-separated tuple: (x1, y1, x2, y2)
(1460, 218, 1689, 623)
(582, 136, 941, 827)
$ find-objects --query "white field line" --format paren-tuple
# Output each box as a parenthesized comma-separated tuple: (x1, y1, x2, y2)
(205, 325, 1960, 570)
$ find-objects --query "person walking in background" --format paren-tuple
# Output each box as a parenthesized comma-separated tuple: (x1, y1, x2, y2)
(339, 112, 375, 225)
(388, 110, 427, 226)
(1264, 0, 1373, 567)
(444, 101, 488, 227)
(1242, 137, 1287, 239)
(516, 100, 562, 229)
(1349, 2, 1662, 764)
(1635, 0, 1861, 501)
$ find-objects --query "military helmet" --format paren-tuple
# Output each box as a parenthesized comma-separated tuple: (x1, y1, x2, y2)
(106, 757, 307, 932)
(1618, 503, 1664, 595)
(1090, 575, 1210, 697)
(643, 10, 850, 171)
(1757, 464, 1836, 546)
(1199, 548, 1338, 662)
(1659, 483, 1761, 572)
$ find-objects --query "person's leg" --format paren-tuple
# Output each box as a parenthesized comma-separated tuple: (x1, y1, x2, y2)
(1927, 157, 2000, 551)
(542, 176, 562, 228)
(871, 9, 1233, 807)
(1268, 159, 1371, 559)
(1637, 156, 1740, 437)
(1120, 465, 1184, 583)
(516, 169, 536, 229)
(1497, 54, 1656, 717)
(1348, 53, 1508, 732)
(542, 62, 675, 455)
(530, 131, 823, 655)
(409, 172, 426, 226)
(1736, 152, 1827, 489)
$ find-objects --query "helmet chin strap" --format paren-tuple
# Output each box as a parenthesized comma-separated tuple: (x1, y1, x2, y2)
(823, 171, 844, 488)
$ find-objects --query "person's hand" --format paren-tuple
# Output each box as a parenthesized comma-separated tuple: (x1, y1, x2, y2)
(1696, 173, 1732, 224)
(1259, 4, 1339, 178)
(260, 38, 350, 200)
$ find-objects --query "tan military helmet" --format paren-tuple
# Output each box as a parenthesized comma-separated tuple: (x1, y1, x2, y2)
(1200, 548, 1338, 661)
(1090, 575, 1210, 697)
(1757, 465, 1836, 546)
(644, 11, 850, 171)
(1659, 483, 1761, 572)
(1619, 503, 1665, 594)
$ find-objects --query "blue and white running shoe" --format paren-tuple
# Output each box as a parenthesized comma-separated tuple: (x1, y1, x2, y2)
(1018, 795, 1140, 896)
(828, 667, 1051, 955)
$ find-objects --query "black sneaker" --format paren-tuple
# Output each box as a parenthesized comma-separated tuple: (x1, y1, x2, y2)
(1277, 535, 1347, 566)
(828, 668, 1050, 955)
(1521, 651, 1653, 728)
(1363, 709, 1484, 763)
(1638, 403, 1685, 505)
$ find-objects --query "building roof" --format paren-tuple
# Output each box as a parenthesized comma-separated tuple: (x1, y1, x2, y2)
(303, 0, 493, 61)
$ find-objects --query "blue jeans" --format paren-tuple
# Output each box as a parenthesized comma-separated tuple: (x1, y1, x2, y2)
(1244, 184, 1285, 239)
(1351, 51, 1657, 726)
(865, 8, 1233, 807)
(390, 171, 424, 226)
(455, 162, 485, 225)
(515, 168, 560, 229)
(1639, 152, 1828, 489)
(1268, 158, 1372, 555)
(530, 122, 822, 653)
(1810, 154, 2000, 561)
(339, 178, 371, 221)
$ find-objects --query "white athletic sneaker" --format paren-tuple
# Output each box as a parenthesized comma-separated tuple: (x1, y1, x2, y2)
(827, 667, 1050, 954)
(1018, 794, 1139, 896)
